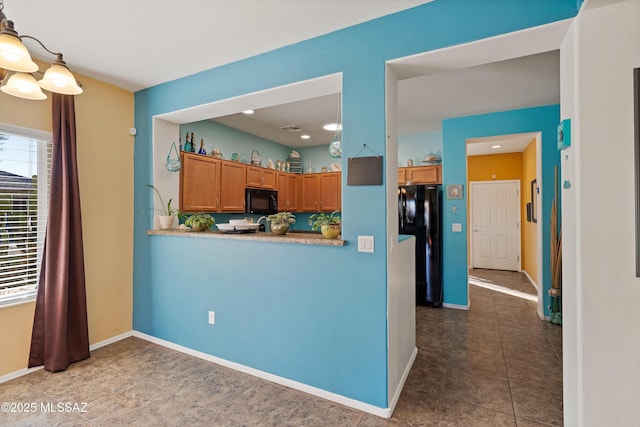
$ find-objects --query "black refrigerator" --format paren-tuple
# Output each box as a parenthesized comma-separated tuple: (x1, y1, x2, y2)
(398, 184, 443, 307)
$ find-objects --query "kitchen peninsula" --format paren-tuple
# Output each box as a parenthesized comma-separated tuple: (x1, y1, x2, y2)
(147, 229, 345, 246)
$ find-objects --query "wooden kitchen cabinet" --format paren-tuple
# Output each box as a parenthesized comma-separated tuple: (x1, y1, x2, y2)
(277, 172, 298, 211)
(318, 172, 341, 211)
(180, 154, 341, 214)
(299, 172, 341, 212)
(299, 174, 319, 211)
(404, 165, 441, 184)
(398, 167, 407, 185)
(180, 153, 220, 212)
(246, 166, 276, 189)
(219, 161, 246, 212)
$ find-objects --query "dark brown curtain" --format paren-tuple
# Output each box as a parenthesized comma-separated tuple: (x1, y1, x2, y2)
(28, 93, 89, 372)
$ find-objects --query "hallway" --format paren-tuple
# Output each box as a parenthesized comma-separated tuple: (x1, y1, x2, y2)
(400, 278, 562, 425)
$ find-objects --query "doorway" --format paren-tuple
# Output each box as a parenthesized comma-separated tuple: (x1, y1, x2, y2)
(470, 180, 521, 271)
(466, 133, 542, 310)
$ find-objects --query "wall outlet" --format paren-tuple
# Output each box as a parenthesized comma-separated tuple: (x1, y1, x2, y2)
(208, 311, 215, 325)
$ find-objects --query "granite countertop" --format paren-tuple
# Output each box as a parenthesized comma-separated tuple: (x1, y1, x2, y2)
(147, 229, 345, 247)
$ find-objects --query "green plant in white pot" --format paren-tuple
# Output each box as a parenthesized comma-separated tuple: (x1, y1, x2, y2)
(267, 212, 296, 235)
(184, 212, 215, 231)
(147, 184, 179, 229)
(309, 211, 341, 239)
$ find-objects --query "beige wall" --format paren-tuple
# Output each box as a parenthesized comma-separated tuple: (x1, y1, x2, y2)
(0, 69, 134, 377)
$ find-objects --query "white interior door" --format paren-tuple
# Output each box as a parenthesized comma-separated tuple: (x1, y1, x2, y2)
(470, 181, 520, 271)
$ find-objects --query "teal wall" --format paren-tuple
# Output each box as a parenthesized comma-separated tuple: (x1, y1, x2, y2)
(180, 121, 289, 164)
(398, 131, 443, 167)
(441, 105, 561, 313)
(298, 145, 341, 174)
(134, 0, 580, 409)
(179, 121, 338, 171)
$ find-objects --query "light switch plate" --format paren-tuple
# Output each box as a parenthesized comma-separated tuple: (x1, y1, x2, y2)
(452, 223, 462, 232)
(358, 235, 374, 253)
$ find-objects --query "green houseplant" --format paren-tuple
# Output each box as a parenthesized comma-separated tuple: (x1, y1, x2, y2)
(184, 212, 215, 231)
(309, 211, 341, 239)
(267, 212, 296, 235)
(147, 184, 179, 229)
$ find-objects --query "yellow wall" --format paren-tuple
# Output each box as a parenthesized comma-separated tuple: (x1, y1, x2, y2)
(521, 139, 538, 283)
(0, 68, 134, 376)
(467, 152, 523, 182)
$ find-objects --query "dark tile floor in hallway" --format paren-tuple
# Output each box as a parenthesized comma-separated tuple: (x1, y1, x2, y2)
(0, 273, 562, 426)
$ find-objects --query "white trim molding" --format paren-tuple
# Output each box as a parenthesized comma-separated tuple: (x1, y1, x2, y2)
(443, 302, 470, 310)
(132, 330, 393, 418)
(388, 347, 417, 414)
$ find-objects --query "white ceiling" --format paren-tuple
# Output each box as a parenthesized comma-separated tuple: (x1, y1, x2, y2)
(2, 2, 571, 154)
(1, 0, 432, 91)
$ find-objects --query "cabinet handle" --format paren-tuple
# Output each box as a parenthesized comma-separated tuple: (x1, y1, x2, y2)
(216, 198, 219, 208)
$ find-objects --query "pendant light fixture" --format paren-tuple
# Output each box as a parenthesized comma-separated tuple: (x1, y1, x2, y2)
(328, 92, 342, 158)
(0, 0, 82, 100)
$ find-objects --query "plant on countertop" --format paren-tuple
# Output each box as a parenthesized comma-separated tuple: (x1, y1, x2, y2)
(267, 212, 296, 235)
(147, 184, 179, 229)
(184, 212, 215, 231)
(147, 184, 179, 216)
(309, 211, 341, 239)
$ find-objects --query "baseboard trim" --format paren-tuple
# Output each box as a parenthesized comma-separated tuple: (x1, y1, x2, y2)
(442, 302, 470, 310)
(0, 331, 135, 385)
(0, 366, 43, 385)
(89, 331, 134, 351)
(132, 330, 392, 418)
(522, 270, 539, 291)
(388, 347, 417, 414)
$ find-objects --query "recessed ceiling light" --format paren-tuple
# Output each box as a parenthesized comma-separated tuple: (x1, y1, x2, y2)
(242, 109, 254, 115)
(300, 134, 310, 140)
(323, 123, 342, 132)
(491, 145, 502, 149)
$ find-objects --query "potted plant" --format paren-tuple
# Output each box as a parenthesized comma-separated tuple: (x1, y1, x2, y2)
(184, 212, 215, 231)
(309, 211, 341, 239)
(267, 212, 296, 235)
(147, 184, 179, 229)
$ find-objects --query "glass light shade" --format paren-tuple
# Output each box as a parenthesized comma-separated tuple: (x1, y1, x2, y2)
(1, 72, 46, 100)
(38, 64, 83, 95)
(0, 33, 38, 72)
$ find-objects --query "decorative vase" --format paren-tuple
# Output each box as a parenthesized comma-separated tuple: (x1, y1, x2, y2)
(159, 215, 175, 230)
(271, 223, 289, 235)
(189, 225, 208, 232)
(321, 224, 341, 239)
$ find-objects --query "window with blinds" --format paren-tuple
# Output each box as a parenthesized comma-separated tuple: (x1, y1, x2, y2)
(0, 130, 51, 306)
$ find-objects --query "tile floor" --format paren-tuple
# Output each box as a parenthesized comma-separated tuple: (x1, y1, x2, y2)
(0, 269, 563, 426)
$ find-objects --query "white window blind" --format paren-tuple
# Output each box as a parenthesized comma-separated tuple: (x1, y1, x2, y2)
(0, 130, 51, 306)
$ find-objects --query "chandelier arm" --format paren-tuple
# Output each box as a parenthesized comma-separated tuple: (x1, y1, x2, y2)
(20, 35, 61, 58)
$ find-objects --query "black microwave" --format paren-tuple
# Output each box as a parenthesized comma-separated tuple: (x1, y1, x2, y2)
(245, 188, 278, 214)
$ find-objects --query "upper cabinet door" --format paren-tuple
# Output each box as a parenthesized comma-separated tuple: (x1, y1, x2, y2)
(220, 161, 247, 212)
(300, 175, 319, 212)
(407, 165, 441, 184)
(398, 167, 407, 185)
(277, 172, 298, 211)
(247, 166, 277, 189)
(180, 153, 221, 212)
(318, 172, 341, 212)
